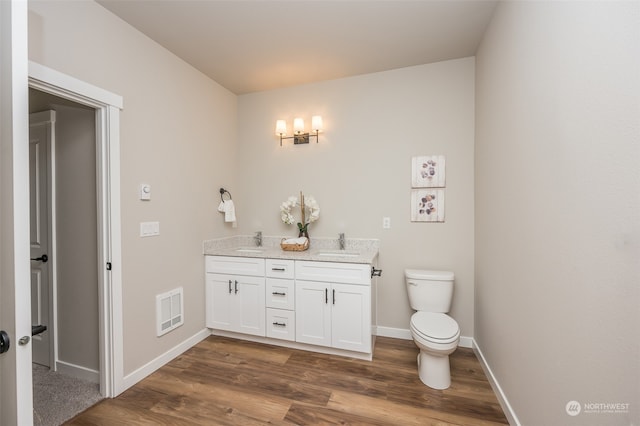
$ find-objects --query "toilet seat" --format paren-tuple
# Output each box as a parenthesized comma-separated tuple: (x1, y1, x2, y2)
(410, 312, 459, 344)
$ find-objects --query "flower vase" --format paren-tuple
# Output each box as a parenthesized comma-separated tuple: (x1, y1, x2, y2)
(298, 228, 310, 246)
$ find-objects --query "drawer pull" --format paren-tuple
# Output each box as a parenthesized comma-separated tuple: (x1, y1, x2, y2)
(272, 322, 286, 327)
(271, 267, 286, 272)
(272, 291, 286, 296)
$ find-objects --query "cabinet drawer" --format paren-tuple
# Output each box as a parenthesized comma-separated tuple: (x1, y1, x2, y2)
(266, 278, 295, 310)
(265, 259, 295, 279)
(266, 308, 295, 341)
(205, 256, 265, 276)
(295, 261, 371, 285)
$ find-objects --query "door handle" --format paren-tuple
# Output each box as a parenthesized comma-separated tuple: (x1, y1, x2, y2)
(333, 289, 336, 305)
(31, 254, 48, 263)
(0, 331, 10, 354)
(228, 280, 232, 294)
(234, 280, 238, 294)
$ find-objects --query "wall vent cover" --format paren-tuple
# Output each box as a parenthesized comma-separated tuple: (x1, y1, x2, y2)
(156, 287, 184, 336)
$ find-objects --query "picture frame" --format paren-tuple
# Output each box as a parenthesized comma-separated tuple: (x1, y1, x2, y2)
(412, 155, 445, 188)
(411, 189, 445, 222)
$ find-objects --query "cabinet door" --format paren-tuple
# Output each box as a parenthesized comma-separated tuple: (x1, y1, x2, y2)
(331, 283, 371, 353)
(235, 275, 266, 336)
(206, 274, 265, 336)
(205, 273, 235, 331)
(295, 280, 331, 347)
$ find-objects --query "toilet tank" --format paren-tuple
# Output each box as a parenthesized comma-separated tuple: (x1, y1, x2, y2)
(405, 269, 454, 312)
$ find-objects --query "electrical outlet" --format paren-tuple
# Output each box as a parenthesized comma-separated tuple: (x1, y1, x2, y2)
(382, 217, 391, 229)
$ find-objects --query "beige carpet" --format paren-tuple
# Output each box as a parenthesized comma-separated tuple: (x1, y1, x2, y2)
(32, 363, 103, 426)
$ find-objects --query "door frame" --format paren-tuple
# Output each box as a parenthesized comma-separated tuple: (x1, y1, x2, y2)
(28, 61, 124, 397)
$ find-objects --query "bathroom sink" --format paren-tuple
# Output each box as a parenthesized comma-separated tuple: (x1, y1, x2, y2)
(235, 248, 264, 253)
(317, 251, 360, 258)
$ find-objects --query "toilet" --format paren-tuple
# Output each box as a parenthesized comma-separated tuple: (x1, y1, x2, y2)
(405, 269, 460, 390)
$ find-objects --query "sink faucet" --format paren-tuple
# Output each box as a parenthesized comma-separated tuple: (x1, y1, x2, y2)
(254, 231, 262, 247)
(339, 233, 345, 250)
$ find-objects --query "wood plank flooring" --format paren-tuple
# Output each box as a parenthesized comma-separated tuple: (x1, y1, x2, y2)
(66, 336, 508, 425)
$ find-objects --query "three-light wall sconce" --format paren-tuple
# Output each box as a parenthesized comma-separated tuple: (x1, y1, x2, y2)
(275, 116, 323, 146)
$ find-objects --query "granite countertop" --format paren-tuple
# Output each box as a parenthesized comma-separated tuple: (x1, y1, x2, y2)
(203, 235, 379, 265)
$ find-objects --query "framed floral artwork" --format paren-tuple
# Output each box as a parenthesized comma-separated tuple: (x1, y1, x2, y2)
(411, 189, 445, 222)
(412, 155, 445, 188)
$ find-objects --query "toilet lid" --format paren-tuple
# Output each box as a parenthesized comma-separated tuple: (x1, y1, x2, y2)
(411, 312, 459, 342)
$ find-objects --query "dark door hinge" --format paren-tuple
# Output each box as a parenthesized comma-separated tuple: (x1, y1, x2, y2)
(106, 262, 112, 271)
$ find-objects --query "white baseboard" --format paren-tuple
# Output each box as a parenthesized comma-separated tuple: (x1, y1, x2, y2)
(121, 328, 210, 392)
(374, 326, 473, 348)
(473, 339, 520, 426)
(374, 325, 412, 340)
(55, 360, 100, 383)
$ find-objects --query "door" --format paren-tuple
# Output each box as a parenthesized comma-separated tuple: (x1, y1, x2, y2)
(0, 0, 34, 423)
(205, 274, 235, 331)
(235, 276, 265, 336)
(206, 274, 265, 336)
(295, 280, 331, 347)
(331, 283, 371, 353)
(29, 111, 54, 367)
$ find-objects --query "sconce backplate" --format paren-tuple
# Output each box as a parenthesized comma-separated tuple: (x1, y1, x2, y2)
(294, 134, 310, 145)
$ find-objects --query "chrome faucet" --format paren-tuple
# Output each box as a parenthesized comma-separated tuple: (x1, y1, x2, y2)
(339, 233, 345, 250)
(254, 231, 263, 247)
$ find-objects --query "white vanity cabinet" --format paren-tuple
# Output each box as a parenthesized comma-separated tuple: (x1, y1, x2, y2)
(265, 259, 295, 341)
(205, 256, 266, 336)
(295, 261, 372, 353)
(205, 254, 375, 359)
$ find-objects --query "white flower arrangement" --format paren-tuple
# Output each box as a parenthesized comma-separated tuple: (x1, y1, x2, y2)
(280, 192, 320, 235)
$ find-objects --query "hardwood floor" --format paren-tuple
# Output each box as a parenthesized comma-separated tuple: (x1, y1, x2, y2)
(66, 336, 508, 425)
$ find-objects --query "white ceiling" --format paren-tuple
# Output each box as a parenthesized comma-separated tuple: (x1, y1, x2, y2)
(97, 0, 498, 95)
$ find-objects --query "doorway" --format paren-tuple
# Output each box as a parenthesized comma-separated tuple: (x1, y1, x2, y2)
(29, 90, 100, 377)
(29, 89, 103, 423)
(28, 61, 125, 401)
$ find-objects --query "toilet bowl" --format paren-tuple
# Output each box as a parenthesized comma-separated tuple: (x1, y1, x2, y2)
(410, 311, 460, 389)
(405, 269, 460, 390)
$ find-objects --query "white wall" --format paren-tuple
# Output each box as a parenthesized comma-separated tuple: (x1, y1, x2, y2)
(236, 58, 475, 337)
(28, 0, 238, 375)
(475, 2, 640, 425)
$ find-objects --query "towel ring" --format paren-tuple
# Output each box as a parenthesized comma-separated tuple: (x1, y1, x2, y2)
(219, 188, 232, 202)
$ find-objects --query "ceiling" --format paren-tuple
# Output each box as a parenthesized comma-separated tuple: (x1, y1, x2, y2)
(97, 0, 498, 95)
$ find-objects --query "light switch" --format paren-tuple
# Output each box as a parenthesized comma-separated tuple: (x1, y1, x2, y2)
(140, 221, 160, 237)
(139, 184, 151, 201)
